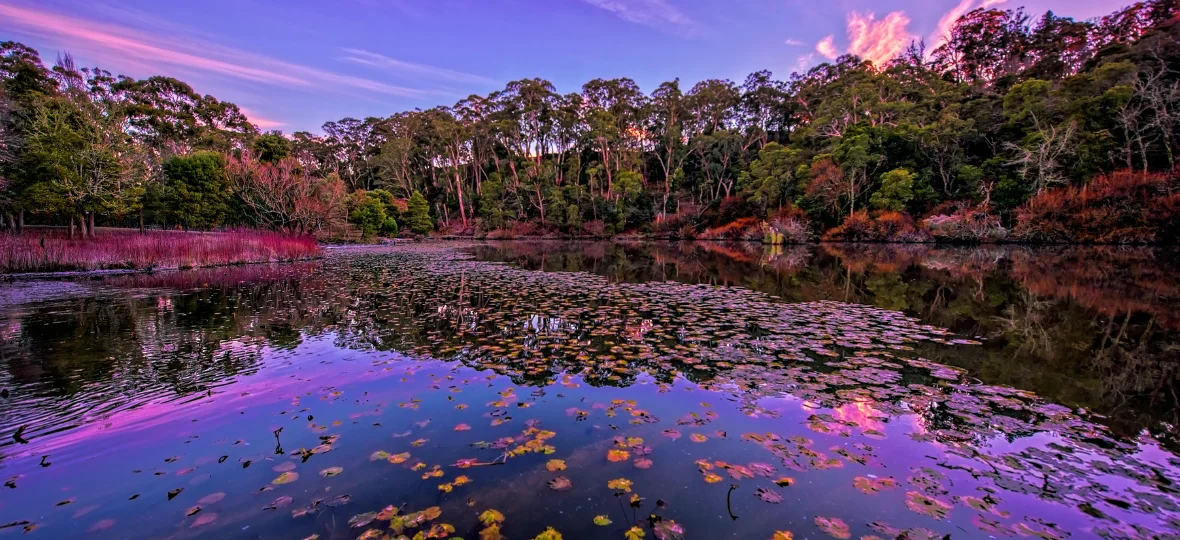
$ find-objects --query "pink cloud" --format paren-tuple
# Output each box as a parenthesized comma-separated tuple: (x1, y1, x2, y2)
(0, 3, 429, 98)
(816, 35, 839, 60)
(238, 107, 286, 130)
(846, 11, 913, 66)
(928, 0, 1008, 50)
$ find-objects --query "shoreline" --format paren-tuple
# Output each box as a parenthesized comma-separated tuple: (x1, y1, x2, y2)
(1, 256, 323, 281)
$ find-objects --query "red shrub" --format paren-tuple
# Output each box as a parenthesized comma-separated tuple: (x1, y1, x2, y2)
(823, 211, 932, 242)
(582, 220, 607, 238)
(1, 229, 319, 273)
(699, 217, 761, 241)
(1014, 169, 1180, 244)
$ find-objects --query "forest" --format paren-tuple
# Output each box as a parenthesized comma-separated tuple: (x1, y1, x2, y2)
(2, 0, 1179, 245)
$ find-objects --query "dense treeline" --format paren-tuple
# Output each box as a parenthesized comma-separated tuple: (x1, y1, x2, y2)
(2, 1, 1179, 243)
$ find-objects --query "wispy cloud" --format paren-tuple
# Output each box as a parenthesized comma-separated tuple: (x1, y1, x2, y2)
(816, 35, 839, 60)
(238, 107, 286, 130)
(0, 2, 429, 98)
(847, 11, 913, 66)
(579, 0, 698, 31)
(812, 10, 914, 66)
(784, 38, 805, 47)
(341, 49, 493, 85)
(928, 0, 1007, 50)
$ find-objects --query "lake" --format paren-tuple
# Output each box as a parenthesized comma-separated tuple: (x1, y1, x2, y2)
(0, 241, 1177, 539)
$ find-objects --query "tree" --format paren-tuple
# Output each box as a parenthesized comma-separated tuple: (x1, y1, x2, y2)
(253, 132, 292, 164)
(742, 142, 798, 212)
(870, 168, 915, 211)
(349, 190, 388, 238)
(406, 190, 433, 234)
(162, 151, 230, 229)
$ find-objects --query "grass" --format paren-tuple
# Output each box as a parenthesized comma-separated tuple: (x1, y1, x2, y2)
(0, 228, 320, 273)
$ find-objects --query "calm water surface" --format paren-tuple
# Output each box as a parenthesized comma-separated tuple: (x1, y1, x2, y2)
(0, 241, 1177, 539)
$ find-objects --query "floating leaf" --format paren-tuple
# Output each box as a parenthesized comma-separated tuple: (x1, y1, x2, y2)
(690, 433, 707, 443)
(273, 462, 297, 472)
(185, 506, 202, 517)
(546, 459, 567, 472)
(607, 449, 630, 462)
(455, 424, 471, 431)
(190, 513, 217, 528)
(703, 473, 722, 483)
(319, 467, 343, 478)
(369, 451, 390, 461)
(626, 526, 646, 540)
(653, 520, 685, 540)
(593, 515, 612, 526)
(905, 491, 952, 519)
(263, 496, 293, 510)
(755, 487, 783, 503)
(853, 476, 897, 494)
(532, 527, 563, 540)
(548, 477, 572, 491)
(479, 509, 505, 526)
(272, 472, 299, 485)
(815, 517, 850, 539)
(607, 478, 633, 492)
(774, 477, 795, 487)
(387, 452, 411, 464)
(633, 458, 653, 469)
(197, 493, 225, 505)
(771, 532, 794, 540)
(348, 512, 378, 528)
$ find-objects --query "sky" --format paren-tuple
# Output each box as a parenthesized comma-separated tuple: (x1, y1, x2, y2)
(2, 0, 1129, 133)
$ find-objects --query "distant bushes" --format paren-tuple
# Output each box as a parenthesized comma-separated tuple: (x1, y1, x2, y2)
(922, 202, 1008, 243)
(1013, 169, 1180, 244)
(1, 229, 319, 273)
(823, 211, 932, 242)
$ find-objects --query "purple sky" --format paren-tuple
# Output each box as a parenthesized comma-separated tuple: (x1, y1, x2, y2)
(2, 0, 1127, 133)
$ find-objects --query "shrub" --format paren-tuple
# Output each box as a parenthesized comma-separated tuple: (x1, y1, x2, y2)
(922, 201, 1007, 242)
(583, 220, 607, 237)
(767, 207, 814, 244)
(823, 211, 932, 242)
(699, 217, 761, 241)
(1013, 169, 1180, 244)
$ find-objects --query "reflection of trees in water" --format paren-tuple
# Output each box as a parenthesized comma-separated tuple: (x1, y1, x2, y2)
(0, 264, 339, 445)
(473, 241, 1180, 440)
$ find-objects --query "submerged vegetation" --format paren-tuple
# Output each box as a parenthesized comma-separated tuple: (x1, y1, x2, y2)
(0, 242, 1176, 538)
(3, 2, 1180, 243)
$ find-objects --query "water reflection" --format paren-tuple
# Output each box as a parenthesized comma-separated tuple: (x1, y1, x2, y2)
(473, 241, 1180, 445)
(0, 243, 1176, 539)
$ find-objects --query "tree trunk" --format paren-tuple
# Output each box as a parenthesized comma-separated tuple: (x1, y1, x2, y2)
(454, 171, 468, 227)
(17, 210, 23, 234)
(69, 217, 76, 239)
(139, 209, 145, 233)
(88, 212, 96, 237)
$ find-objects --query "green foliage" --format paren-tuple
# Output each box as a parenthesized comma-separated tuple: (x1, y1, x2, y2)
(252, 132, 291, 163)
(162, 151, 231, 229)
(407, 191, 433, 234)
(870, 168, 915, 211)
(349, 191, 388, 238)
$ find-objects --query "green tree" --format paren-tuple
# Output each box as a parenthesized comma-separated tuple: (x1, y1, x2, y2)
(348, 191, 387, 238)
(743, 142, 798, 212)
(161, 151, 230, 229)
(252, 131, 291, 163)
(406, 190, 433, 234)
(870, 168, 915, 211)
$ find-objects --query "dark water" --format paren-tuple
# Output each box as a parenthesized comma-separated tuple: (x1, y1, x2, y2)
(0, 242, 1176, 540)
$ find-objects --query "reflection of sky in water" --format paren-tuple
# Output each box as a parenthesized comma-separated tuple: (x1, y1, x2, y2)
(0, 244, 1175, 539)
